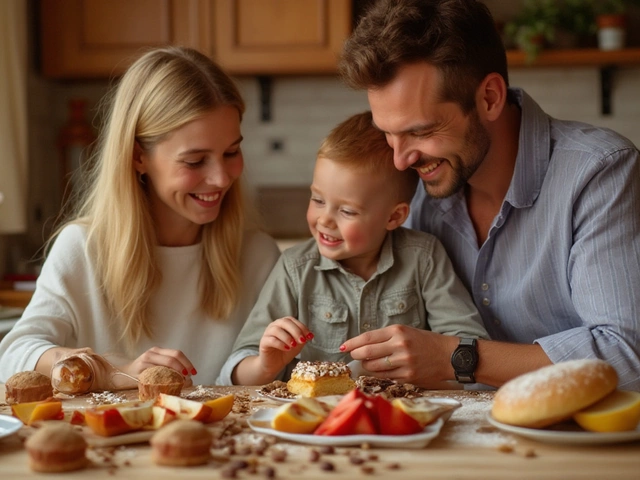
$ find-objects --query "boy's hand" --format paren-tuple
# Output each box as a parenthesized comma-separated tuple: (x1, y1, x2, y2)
(258, 316, 314, 375)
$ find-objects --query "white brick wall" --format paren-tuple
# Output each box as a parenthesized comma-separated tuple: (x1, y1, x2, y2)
(236, 68, 640, 190)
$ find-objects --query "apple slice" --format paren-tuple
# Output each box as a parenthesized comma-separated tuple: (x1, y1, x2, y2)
(203, 394, 234, 423)
(85, 400, 153, 436)
(151, 406, 177, 429)
(295, 397, 332, 420)
(70, 410, 86, 426)
(391, 397, 452, 427)
(375, 396, 422, 435)
(271, 402, 325, 434)
(11, 399, 63, 425)
(157, 393, 212, 422)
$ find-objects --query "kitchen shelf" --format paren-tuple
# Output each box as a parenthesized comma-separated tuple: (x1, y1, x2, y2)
(506, 47, 640, 115)
(506, 47, 640, 67)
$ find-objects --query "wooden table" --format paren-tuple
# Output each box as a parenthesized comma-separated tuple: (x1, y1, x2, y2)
(1, 385, 638, 479)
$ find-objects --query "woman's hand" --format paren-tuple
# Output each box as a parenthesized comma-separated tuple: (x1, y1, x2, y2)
(119, 347, 196, 387)
(257, 316, 314, 376)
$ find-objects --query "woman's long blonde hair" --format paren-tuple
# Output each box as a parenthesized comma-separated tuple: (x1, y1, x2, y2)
(58, 46, 248, 351)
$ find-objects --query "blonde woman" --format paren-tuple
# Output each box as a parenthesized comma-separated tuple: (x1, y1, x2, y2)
(0, 46, 280, 386)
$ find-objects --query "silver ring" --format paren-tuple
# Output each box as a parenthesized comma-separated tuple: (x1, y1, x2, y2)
(384, 355, 392, 367)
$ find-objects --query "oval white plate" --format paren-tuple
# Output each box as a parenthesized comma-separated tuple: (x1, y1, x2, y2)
(257, 391, 297, 403)
(248, 408, 444, 448)
(0, 414, 22, 439)
(247, 397, 460, 448)
(486, 413, 640, 445)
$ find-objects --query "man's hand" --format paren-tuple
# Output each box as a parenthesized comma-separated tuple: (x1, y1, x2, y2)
(340, 324, 459, 389)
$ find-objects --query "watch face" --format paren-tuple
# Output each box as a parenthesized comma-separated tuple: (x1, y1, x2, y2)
(454, 348, 476, 371)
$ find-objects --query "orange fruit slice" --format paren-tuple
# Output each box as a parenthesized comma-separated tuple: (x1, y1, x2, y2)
(204, 394, 235, 423)
(11, 400, 63, 425)
(573, 390, 640, 432)
(271, 402, 324, 434)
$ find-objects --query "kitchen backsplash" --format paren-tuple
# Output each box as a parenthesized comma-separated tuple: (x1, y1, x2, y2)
(9, 63, 640, 277)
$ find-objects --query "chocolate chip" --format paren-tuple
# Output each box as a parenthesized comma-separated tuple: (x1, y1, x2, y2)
(309, 449, 321, 462)
(320, 461, 335, 471)
(361, 465, 375, 475)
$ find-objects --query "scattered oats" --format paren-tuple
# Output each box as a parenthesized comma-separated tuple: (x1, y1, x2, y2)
(87, 391, 127, 405)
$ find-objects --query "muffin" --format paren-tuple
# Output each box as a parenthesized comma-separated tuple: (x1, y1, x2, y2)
(5, 371, 53, 405)
(150, 420, 213, 466)
(25, 423, 88, 473)
(138, 366, 185, 401)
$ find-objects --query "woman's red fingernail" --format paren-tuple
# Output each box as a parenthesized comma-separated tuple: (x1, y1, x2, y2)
(284, 345, 290, 350)
(182, 368, 188, 375)
(191, 368, 197, 375)
(299, 336, 306, 343)
(339, 344, 346, 351)
(290, 340, 297, 347)
(307, 333, 314, 340)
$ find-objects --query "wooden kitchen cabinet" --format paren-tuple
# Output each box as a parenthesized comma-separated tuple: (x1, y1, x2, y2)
(40, 0, 352, 78)
(214, 0, 352, 75)
(40, 0, 212, 78)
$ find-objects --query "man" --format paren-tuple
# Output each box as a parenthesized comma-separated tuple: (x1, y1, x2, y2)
(338, 0, 640, 389)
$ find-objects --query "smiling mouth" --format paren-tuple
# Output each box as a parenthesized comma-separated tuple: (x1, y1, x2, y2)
(417, 159, 443, 175)
(320, 232, 341, 243)
(191, 192, 220, 202)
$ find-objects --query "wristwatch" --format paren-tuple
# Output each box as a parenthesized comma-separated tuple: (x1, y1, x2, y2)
(450, 337, 478, 383)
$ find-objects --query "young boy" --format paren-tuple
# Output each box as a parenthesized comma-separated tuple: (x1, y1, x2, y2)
(217, 111, 488, 386)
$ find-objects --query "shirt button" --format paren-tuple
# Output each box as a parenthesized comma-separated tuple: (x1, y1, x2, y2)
(482, 298, 490, 306)
(397, 302, 405, 310)
(325, 312, 332, 319)
(362, 323, 370, 330)
(481, 283, 489, 291)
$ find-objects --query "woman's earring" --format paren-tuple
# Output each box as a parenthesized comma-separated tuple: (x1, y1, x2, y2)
(137, 172, 146, 185)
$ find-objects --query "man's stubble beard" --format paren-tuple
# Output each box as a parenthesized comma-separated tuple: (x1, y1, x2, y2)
(422, 109, 491, 199)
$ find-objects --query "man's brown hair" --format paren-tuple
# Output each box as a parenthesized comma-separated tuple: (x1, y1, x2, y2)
(339, 0, 508, 114)
(318, 111, 418, 204)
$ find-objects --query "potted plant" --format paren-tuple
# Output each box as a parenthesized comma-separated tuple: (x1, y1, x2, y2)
(592, 0, 640, 49)
(504, 0, 560, 63)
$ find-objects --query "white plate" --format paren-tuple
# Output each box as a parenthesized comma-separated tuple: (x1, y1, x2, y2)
(486, 413, 640, 445)
(0, 414, 22, 439)
(247, 397, 461, 449)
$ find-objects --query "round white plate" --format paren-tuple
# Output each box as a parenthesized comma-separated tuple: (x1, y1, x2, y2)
(486, 413, 640, 445)
(248, 408, 444, 448)
(257, 391, 297, 403)
(0, 414, 22, 439)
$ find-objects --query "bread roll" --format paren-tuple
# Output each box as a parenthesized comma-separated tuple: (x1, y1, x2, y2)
(491, 359, 618, 428)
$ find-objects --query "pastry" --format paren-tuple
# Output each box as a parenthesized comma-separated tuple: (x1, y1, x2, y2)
(5, 371, 53, 405)
(25, 423, 88, 473)
(51, 355, 94, 394)
(287, 361, 355, 397)
(150, 419, 213, 466)
(138, 366, 185, 401)
(491, 359, 618, 428)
